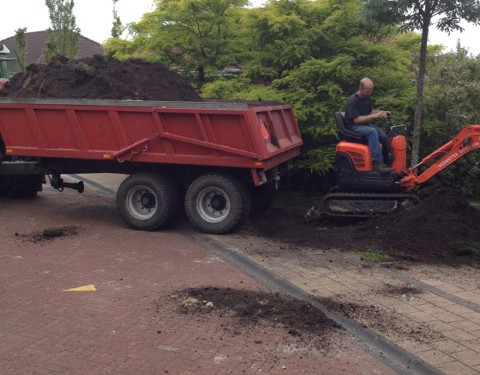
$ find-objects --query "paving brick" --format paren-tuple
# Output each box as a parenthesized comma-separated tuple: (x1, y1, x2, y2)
(436, 359, 480, 375)
(451, 320, 480, 332)
(396, 339, 433, 353)
(451, 349, 480, 366)
(0, 187, 398, 375)
(423, 294, 456, 306)
(443, 303, 479, 316)
(442, 329, 478, 342)
(462, 339, 480, 353)
(415, 303, 448, 315)
(432, 311, 468, 323)
(414, 349, 453, 365)
(430, 339, 470, 355)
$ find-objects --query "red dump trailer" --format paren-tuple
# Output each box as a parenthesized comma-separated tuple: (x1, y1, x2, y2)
(0, 98, 303, 234)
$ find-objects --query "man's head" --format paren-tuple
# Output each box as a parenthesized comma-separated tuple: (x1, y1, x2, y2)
(357, 77, 374, 99)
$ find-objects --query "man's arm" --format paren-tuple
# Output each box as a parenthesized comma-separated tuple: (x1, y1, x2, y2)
(354, 110, 390, 124)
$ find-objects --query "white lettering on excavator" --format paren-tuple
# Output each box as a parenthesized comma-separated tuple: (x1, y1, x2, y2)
(460, 141, 480, 154)
(437, 152, 458, 169)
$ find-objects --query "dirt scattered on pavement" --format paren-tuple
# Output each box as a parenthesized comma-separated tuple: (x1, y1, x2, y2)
(3, 55, 202, 101)
(319, 296, 441, 344)
(15, 226, 80, 244)
(164, 287, 342, 351)
(379, 283, 423, 298)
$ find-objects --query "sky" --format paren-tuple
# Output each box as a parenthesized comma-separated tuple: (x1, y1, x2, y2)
(1, 0, 479, 55)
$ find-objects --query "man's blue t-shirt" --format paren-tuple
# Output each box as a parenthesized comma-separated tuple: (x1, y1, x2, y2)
(345, 93, 373, 126)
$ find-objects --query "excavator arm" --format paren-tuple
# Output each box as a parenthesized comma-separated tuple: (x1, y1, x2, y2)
(400, 125, 480, 191)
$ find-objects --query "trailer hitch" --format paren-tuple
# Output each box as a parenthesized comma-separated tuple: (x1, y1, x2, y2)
(50, 174, 84, 193)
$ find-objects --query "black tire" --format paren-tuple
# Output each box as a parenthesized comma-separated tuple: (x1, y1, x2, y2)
(184, 173, 251, 234)
(116, 173, 180, 231)
(0, 175, 44, 197)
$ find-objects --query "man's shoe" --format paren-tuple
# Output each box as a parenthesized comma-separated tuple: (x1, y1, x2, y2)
(373, 159, 393, 173)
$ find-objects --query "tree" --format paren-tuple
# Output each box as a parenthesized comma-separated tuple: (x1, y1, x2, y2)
(107, 0, 248, 86)
(421, 45, 480, 197)
(111, 0, 124, 38)
(14, 28, 28, 72)
(362, 0, 480, 166)
(44, 0, 80, 62)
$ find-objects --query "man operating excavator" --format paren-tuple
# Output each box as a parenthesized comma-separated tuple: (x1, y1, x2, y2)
(344, 77, 393, 173)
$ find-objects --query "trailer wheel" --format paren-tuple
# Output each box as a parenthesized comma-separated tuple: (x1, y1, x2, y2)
(185, 174, 251, 234)
(0, 175, 44, 197)
(116, 173, 180, 231)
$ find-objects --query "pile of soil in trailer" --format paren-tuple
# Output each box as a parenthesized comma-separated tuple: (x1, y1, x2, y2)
(246, 185, 480, 265)
(2, 55, 202, 101)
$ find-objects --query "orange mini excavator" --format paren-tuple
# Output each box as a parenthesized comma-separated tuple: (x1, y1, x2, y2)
(315, 112, 480, 218)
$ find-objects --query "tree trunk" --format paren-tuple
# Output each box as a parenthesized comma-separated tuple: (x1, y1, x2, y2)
(411, 22, 430, 167)
(197, 65, 205, 84)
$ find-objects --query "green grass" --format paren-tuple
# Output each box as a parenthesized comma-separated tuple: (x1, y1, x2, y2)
(454, 241, 480, 257)
(357, 250, 392, 263)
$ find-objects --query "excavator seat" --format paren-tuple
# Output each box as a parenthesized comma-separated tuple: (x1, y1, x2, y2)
(335, 112, 367, 144)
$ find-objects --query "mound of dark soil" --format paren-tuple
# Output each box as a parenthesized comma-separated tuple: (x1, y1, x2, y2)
(14, 226, 80, 244)
(165, 287, 341, 350)
(247, 186, 480, 265)
(362, 186, 480, 262)
(3, 55, 202, 101)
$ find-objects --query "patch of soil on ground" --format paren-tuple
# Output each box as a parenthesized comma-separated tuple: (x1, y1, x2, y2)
(319, 296, 442, 343)
(164, 287, 342, 351)
(379, 283, 423, 298)
(3, 55, 202, 101)
(246, 185, 480, 266)
(15, 226, 80, 244)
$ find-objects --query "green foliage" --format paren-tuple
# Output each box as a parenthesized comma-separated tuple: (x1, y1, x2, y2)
(362, 0, 480, 165)
(14, 28, 28, 73)
(111, 0, 124, 38)
(295, 145, 336, 175)
(201, 76, 283, 101)
(265, 0, 414, 174)
(358, 250, 392, 262)
(44, 0, 80, 61)
(455, 242, 480, 257)
(421, 46, 480, 197)
(273, 56, 355, 138)
(74, 61, 95, 76)
(362, 0, 480, 33)
(105, 0, 247, 86)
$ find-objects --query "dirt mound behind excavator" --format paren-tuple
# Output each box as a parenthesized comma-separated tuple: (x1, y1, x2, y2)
(248, 186, 480, 265)
(3, 55, 202, 101)
(362, 186, 480, 262)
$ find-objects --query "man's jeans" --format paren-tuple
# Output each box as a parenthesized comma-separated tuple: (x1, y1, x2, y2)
(347, 123, 389, 161)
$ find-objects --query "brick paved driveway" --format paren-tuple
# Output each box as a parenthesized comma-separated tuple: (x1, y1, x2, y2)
(0, 183, 396, 375)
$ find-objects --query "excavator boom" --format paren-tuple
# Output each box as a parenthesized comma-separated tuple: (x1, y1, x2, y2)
(400, 125, 480, 191)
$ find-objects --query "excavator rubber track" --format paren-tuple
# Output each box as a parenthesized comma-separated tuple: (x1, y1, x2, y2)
(322, 191, 420, 218)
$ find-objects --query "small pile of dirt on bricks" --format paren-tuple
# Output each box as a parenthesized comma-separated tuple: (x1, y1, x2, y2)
(248, 185, 480, 265)
(165, 287, 342, 351)
(2, 54, 202, 101)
